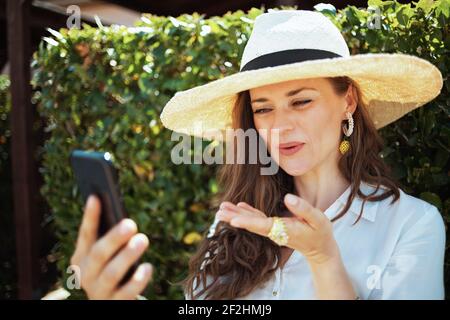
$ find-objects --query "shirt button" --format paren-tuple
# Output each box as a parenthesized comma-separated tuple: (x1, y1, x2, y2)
(272, 291, 278, 296)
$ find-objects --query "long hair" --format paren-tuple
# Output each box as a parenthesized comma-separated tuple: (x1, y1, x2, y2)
(182, 76, 400, 299)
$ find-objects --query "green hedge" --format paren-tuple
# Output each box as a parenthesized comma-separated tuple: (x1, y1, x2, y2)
(0, 75, 16, 299)
(32, 0, 449, 299)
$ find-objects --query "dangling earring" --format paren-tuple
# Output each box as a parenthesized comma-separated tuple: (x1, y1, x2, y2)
(339, 111, 354, 155)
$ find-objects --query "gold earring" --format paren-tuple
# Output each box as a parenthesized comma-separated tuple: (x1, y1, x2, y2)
(339, 138, 350, 154)
(339, 112, 354, 155)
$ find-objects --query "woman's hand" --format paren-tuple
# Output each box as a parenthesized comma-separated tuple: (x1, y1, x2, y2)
(216, 193, 339, 266)
(217, 194, 358, 299)
(70, 195, 153, 299)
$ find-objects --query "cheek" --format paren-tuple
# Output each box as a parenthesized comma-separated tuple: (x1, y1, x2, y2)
(306, 108, 342, 156)
(253, 117, 268, 132)
(278, 107, 341, 174)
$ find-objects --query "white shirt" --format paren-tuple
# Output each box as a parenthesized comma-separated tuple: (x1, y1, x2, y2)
(186, 181, 446, 300)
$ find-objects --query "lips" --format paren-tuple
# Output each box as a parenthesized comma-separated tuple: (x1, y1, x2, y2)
(278, 141, 305, 156)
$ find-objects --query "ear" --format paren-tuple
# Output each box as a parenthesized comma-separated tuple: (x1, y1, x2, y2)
(343, 83, 358, 119)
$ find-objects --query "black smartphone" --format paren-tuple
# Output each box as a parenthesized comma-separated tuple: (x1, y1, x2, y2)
(70, 149, 138, 284)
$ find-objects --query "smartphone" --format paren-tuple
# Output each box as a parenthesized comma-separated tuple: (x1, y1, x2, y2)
(70, 149, 138, 284)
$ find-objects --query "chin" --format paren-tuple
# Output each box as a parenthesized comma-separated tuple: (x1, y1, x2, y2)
(279, 159, 312, 176)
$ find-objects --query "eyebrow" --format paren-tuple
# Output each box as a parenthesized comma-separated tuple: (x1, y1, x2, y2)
(250, 87, 316, 104)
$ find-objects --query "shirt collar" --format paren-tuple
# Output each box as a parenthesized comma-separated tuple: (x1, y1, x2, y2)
(323, 181, 381, 223)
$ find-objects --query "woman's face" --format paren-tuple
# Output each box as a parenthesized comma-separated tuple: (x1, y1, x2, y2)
(249, 77, 355, 176)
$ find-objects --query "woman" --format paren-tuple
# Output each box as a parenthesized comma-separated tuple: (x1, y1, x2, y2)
(71, 10, 446, 299)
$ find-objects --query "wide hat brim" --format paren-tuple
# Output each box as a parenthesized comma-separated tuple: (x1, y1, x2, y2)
(160, 53, 443, 140)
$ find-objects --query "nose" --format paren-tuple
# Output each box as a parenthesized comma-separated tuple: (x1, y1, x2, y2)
(271, 109, 295, 134)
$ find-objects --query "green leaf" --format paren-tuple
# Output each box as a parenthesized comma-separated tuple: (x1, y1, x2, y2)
(396, 6, 413, 26)
(435, 0, 450, 18)
(415, 0, 437, 14)
(420, 192, 442, 209)
(345, 6, 364, 25)
(368, 0, 384, 7)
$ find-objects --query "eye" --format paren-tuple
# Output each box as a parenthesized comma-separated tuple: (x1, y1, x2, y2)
(253, 107, 272, 114)
(292, 99, 312, 107)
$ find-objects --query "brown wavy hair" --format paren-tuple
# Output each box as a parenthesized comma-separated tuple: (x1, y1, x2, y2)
(181, 76, 400, 299)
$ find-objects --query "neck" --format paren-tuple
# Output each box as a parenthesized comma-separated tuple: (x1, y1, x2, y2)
(293, 153, 349, 213)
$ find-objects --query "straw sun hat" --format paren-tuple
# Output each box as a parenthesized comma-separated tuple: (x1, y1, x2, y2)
(160, 9, 443, 139)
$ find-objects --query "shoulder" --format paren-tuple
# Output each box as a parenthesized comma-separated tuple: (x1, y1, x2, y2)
(365, 182, 445, 240)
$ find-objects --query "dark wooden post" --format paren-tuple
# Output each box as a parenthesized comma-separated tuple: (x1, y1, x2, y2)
(7, 0, 40, 299)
